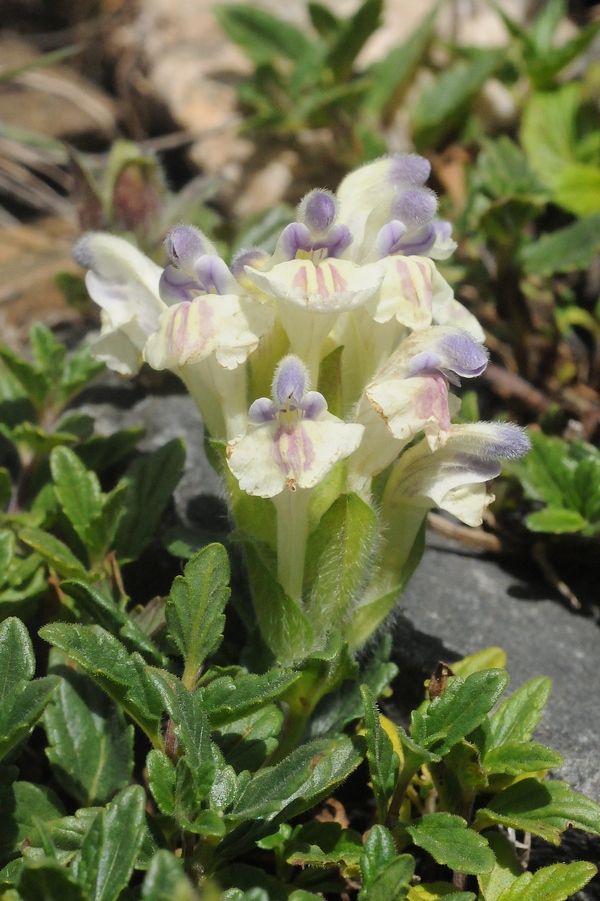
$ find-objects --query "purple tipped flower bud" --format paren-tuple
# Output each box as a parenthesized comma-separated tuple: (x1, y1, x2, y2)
(390, 154, 431, 187)
(374, 220, 408, 258)
(279, 222, 313, 260)
(272, 355, 309, 405)
(165, 226, 206, 271)
(231, 247, 270, 279)
(300, 189, 338, 235)
(393, 188, 438, 229)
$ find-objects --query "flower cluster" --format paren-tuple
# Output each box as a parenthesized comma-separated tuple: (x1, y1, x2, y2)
(73, 154, 529, 656)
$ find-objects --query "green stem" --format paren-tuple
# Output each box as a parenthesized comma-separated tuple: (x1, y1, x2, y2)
(273, 487, 311, 603)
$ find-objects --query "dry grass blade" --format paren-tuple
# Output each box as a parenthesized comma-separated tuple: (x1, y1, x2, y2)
(0, 155, 73, 218)
(15, 71, 115, 134)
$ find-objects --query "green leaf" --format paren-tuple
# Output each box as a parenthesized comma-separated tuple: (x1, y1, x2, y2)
(200, 669, 300, 728)
(473, 778, 600, 845)
(411, 50, 502, 150)
(75, 785, 146, 901)
(360, 824, 396, 889)
(114, 439, 185, 564)
(0, 617, 34, 701)
(21, 808, 100, 866)
(214, 4, 314, 65)
(406, 813, 493, 875)
(495, 861, 597, 901)
(214, 704, 282, 772)
(0, 675, 59, 762)
(0, 344, 48, 407)
(484, 740, 562, 776)
(285, 820, 362, 875)
(0, 777, 65, 863)
(520, 84, 580, 187)
(507, 431, 578, 508)
(19, 527, 88, 580)
(60, 580, 165, 666)
(231, 737, 363, 822)
(146, 750, 175, 816)
(141, 850, 197, 901)
(44, 662, 134, 806)
(360, 685, 399, 823)
(477, 831, 522, 901)
(76, 427, 145, 474)
(526, 507, 588, 533)
(305, 493, 378, 629)
(483, 676, 556, 747)
(16, 860, 86, 901)
(521, 212, 600, 275)
(50, 447, 103, 545)
(362, 4, 437, 114)
(411, 670, 509, 756)
(359, 854, 414, 901)
(39, 623, 164, 746)
(452, 647, 507, 679)
(324, 0, 382, 81)
(308, 3, 342, 42)
(0, 469, 12, 509)
(165, 544, 230, 689)
(553, 163, 600, 216)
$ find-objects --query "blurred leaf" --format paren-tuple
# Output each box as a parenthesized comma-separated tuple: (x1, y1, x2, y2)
(526, 507, 588, 533)
(17, 860, 86, 901)
(308, 3, 342, 42)
(0, 780, 65, 863)
(214, 5, 314, 64)
(165, 544, 230, 689)
(0, 617, 34, 700)
(521, 84, 580, 187)
(452, 647, 507, 678)
(553, 163, 600, 216)
(521, 213, 600, 274)
(141, 850, 198, 901)
(363, 4, 438, 114)
(324, 0, 382, 81)
(412, 50, 502, 150)
(406, 813, 493, 874)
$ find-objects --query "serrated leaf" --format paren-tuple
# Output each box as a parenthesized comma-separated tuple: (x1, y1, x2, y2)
(76, 785, 146, 901)
(141, 850, 197, 901)
(60, 580, 165, 666)
(360, 685, 399, 823)
(231, 737, 363, 823)
(44, 663, 134, 806)
(406, 813, 494, 875)
(0, 617, 34, 701)
(477, 831, 523, 901)
(214, 4, 314, 65)
(411, 670, 509, 756)
(165, 544, 230, 689)
(360, 824, 396, 889)
(0, 675, 59, 762)
(200, 669, 300, 728)
(486, 677, 552, 750)
(50, 448, 105, 553)
(495, 861, 597, 901)
(214, 704, 282, 772)
(483, 740, 563, 776)
(305, 493, 379, 630)
(146, 751, 176, 816)
(39, 624, 163, 746)
(359, 854, 414, 901)
(19, 527, 87, 580)
(285, 820, 362, 876)
(473, 778, 600, 844)
(21, 808, 100, 866)
(114, 439, 185, 564)
(0, 344, 48, 406)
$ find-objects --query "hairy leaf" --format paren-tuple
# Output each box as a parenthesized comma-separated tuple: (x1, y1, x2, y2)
(406, 813, 494, 874)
